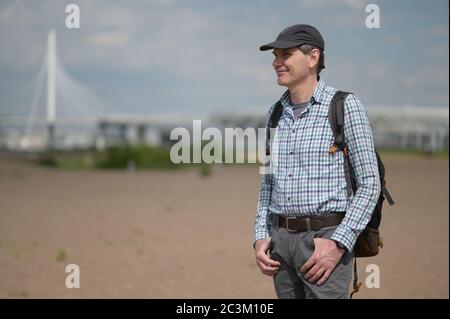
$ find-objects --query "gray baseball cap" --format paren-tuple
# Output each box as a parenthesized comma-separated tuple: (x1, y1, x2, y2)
(260, 24, 324, 51)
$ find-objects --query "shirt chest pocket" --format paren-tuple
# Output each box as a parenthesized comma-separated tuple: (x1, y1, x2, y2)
(301, 115, 334, 152)
(298, 114, 343, 178)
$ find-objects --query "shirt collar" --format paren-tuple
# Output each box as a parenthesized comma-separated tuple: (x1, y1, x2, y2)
(279, 77, 326, 109)
(312, 77, 326, 104)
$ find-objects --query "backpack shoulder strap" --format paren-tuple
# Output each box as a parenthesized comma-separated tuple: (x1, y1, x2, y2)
(328, 91, 351, 150)
(328, 91, 353, 196)
(265, 101, 283, 155)
(269, 101, 283, 128)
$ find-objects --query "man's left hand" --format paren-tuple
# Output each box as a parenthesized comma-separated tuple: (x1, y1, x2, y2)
(300, 238, 345, 285)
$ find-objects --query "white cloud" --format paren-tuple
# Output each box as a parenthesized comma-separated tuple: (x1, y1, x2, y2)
(95, 8, 136, 29)
(299, 0, 368, 10)
(365, 62, 389, 81)
(401, 64, 449, 106)
(236, 65, 274, 82)
(87, 31, 129, 47)
(402, 65, 448, 88)
(0, 0, 18, 22)
(342, 0, 368, 10)
(417, 25, 449, 38)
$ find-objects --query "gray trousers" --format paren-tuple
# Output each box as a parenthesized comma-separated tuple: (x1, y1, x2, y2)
(269, 225, 354, 299)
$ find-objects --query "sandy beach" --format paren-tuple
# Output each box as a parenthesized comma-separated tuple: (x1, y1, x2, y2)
(0, 154, 448, 298)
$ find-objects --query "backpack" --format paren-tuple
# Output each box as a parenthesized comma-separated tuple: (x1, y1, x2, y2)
(265, 90, 395, 296)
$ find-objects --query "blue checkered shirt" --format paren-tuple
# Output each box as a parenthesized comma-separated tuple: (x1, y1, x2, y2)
(253, 78, 381, 252)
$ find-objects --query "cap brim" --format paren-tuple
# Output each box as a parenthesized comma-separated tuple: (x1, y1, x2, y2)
(259, 40, 301, 51)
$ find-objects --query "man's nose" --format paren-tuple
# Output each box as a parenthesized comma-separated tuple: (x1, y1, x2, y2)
(273, 58, 283, 68)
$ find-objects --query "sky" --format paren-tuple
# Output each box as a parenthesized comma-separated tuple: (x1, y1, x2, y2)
(0, 0, 448, 117)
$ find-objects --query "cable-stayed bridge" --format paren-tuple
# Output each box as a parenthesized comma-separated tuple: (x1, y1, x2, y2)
(0, 30, 198, 151)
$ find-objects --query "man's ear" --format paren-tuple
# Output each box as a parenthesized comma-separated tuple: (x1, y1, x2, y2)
(309, 49, 320, 69)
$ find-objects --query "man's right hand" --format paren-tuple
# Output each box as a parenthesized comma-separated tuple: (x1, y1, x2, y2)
(254, 238, 281, 276)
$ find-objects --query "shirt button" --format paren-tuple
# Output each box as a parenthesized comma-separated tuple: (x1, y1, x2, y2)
(287, 197, 291, 201)
(292, 129, 296, 133)
(290, 151, 294, 155)
(288, 174, 292, 177)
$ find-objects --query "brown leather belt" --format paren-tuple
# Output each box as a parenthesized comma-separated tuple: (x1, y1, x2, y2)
(274, 212, 345, 232)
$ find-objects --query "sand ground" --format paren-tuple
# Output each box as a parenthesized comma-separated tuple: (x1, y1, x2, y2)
(0, 154, 448, 298)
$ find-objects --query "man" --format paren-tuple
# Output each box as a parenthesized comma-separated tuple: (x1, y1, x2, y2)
(253, 24, 381, 299)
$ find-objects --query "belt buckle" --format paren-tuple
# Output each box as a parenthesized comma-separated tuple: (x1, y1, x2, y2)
(285, 216, 298, 233)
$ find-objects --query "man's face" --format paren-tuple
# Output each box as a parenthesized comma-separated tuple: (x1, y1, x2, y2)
(272, 47, 312, 87)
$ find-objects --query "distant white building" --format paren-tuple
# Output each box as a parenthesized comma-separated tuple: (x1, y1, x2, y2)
(209, 106, 449, 152)
(0, 106, 448, 152)
(367, 106, 448, 151)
